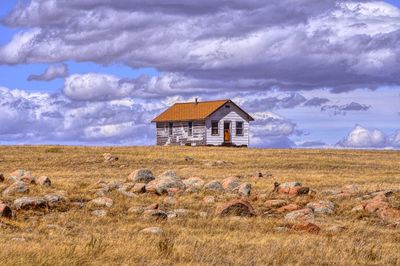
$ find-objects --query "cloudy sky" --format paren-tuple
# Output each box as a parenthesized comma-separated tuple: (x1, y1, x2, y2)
(0, 0, 399, 148)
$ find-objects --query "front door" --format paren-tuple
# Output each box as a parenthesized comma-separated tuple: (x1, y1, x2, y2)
(224, 121, 231, 143)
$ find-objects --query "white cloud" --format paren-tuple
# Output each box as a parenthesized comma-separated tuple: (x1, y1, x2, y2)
(337, 124, 388, 148)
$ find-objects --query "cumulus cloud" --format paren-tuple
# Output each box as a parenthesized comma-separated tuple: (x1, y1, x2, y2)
(1, 1, 400, 93)
(27, 63, 68, 81)
(337, 125, 388, 148)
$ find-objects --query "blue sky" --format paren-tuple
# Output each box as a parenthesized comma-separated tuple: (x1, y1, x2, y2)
(0, 1, 399, 148)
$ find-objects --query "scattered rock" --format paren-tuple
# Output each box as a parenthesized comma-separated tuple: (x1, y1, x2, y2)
(0, 203, 12, 218)
(279, 182, 302, 189)
(119, 182, 135, 192)
(185, 187, 199, 193)
(377, 207, 400, 224)
(14, 197, 47, 210)
(204, 180, 224, 192)
(141, 227, 164, 235)
(44, 194, 68, 207)
(235, 182, 252, 197)
(145, 174, 185, 195)
(128, 207, 144, 214)
(103, 153, 118, 162)
(215, 199, 256, 217)
(146, 203, 159, 210)
(363, 192, 400, 224)
(9, 170, 35, 184)
(132, 183, 146, 193)
(221, 177, 241, 191)
(166, 211, 177, 219)
(204, 160, 234, 167)
(203, 196, 215, 204)
(306, 200, 335, 215)
(2, 181, 29, 196)
(284, 208, 314, 223)
(128, 169, 155, 183)
(341, 184, 359, 194)
(36, 176, 51, 187)
(0, 173, 4, 182)
(142, 209, 168, 220)
(292, 222, 320, 234)
(183, 177, 205, 190)
(265, 199, 288, 209)
(184, 156, 194, 163)
(90, 197, 113, 208)
(118, 190, 137, 198)
(276, 203, 301, 213)
(92, 209, 108, 217)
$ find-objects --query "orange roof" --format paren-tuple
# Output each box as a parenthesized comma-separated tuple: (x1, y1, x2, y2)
(152, 99, 254, 122)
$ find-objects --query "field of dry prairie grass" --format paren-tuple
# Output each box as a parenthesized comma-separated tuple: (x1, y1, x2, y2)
(0, 146, 399, 265)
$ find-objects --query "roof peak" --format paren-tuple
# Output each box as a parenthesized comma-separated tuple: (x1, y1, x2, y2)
(173, 99, 230, 105)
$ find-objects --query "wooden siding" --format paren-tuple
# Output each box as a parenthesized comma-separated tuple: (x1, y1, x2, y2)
(205, 103, 250, 146)
(156, 121, 206, 146)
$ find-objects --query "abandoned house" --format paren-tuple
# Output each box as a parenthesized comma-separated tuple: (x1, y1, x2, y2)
(151, 99, 255, 146)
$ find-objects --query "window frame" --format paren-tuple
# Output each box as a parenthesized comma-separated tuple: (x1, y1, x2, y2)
(236, 121, 244, 136)
(211, 121, 219, 136)
(188, 121, 193, 136)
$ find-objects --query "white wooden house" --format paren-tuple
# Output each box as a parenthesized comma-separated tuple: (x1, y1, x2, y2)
(151, 99, 254, 146)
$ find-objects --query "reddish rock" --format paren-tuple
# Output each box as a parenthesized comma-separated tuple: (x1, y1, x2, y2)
(235, 183, 252, 197)
(265, 199, 288, 209)
(9, 170, 35, 184)
(215, 199, 255, 217)
(36, 176, 51, 187)
(103, 153, 118, 162)
(278, 186, 302, 196)
(2, 181, 29, 196)
(292, 222, 320, 234)
(276, 203, 301, 213)
(0, 203, 12, 218)
(377, 208, 400, 224)
(132, 183, 146, 193)
(146, 203, 159, 210)
(364, 194, 390, 213)
(221, 177, 241, 191)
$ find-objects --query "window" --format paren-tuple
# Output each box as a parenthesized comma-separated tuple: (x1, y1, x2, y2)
(188, 122, 193, 136)
(168, 122, 173, 136)
(236, 121, 244, 136)
(211, 121, 219, 135)
(225, 105, 230, 109)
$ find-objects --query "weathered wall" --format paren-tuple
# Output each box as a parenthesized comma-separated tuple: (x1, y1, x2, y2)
(156, 121, 206, 146)
(205, 103, 250, 146)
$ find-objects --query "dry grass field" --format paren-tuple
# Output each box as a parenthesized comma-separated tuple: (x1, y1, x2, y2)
(0, 146, 399, 265)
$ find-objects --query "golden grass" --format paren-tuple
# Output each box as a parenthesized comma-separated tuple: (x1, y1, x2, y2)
(0, 146, 399, 265)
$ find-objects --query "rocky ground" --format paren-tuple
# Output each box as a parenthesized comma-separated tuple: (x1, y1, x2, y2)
(0, 146, 399, 265)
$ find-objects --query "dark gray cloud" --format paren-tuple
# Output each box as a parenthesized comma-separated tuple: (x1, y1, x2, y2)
(27, 63, 68, 81)
(303, 97, 330, 107)
(322, 102, 371, 115)
(1, 1, 400, 94)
